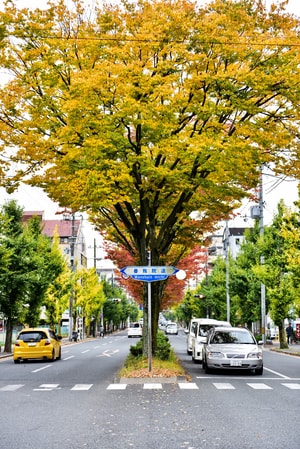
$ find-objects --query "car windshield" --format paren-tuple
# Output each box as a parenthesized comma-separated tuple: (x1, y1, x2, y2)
(211, 330, 255, 344)
(130, 323, 140, 328)
(167, 324, 177, 328)
(18, 331, 47, 342)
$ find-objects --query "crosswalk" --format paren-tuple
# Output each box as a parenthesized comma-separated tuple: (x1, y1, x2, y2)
(107, 381, 300, 391)
(1, 381, 299, 393)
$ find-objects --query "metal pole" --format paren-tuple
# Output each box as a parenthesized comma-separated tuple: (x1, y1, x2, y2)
(147, 250, 152, 372)
(259, 166, 266, 345)
(69, 212, 75, 341)
(205, 248, 209, 318)
(225, 220, 230, 323)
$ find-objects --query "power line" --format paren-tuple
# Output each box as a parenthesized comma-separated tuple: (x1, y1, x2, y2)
(6, 32, 300, 47)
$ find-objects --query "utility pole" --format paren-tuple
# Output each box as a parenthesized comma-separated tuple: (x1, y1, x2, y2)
(68, 212, 76, 341)
(225, 220, 230, 323)
(259, 166, 266, 345)
(147, 250, 152, 372)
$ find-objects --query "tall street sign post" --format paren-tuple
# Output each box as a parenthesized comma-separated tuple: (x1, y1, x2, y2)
(120, 258, 186, 372)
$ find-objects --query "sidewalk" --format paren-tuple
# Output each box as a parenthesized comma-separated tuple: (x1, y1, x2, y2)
(265, 341, 300, 357)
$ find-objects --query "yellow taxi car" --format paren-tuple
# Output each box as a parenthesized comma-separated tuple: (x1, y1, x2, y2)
(13, 328, 62, 363)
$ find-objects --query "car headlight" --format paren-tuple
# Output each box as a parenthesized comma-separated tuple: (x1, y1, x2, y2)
(247, 351, 262, 359)
(208, 351, 224, 359)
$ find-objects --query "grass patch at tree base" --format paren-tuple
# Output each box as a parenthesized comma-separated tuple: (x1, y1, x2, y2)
(119, 332, 189, 379)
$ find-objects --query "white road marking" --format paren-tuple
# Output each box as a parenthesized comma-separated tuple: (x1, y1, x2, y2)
(178, 383, 199, 389)
(263, 366, 291, 379)
(32, 365, 52, 373)
(282, 383, 300, 389)
(247, 383, 273, 389)
(97, 349, 119, 357)
(0, 384, 24, 391)
(81, 350, 90, 354)
(213, 383, 235, 390)
(71, 384, 93, 391)
(63, 356, 75, 360)
(33, 384, 61, 391)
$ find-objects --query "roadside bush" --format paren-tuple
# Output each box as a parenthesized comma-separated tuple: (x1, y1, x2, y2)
(129, 330, 171, 361)
(155, 331, 171, 360)
(129, 339, 143, 357)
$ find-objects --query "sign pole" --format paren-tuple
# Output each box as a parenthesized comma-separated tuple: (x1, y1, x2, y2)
(147, 250, 152, 372)
(120, 263, 186, 373)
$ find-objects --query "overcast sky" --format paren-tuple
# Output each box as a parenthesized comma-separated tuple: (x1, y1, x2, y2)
(0, 0, 299, 226)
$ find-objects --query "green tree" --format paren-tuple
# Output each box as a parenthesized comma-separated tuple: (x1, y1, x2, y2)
(75, 267, 106, 336)
(22, 215, 66, 327)
(45, 267, 72, 332)
(0, 0, 300, 354)
(254, 201, 297, 348)
(0, 200, 30, 351)
(230, 223, 262, 327)
(0, 201, 64, 351)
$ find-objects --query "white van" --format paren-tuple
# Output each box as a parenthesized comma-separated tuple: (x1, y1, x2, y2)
(190, 319, 231, 362)
(186, 318, 203, 355)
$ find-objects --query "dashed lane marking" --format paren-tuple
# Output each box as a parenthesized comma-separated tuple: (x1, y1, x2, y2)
(32, 365, 52, 373)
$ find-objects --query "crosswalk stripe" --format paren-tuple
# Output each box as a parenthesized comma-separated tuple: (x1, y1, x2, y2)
(71, 384, 93, 391)
(213, 382, 236, 389)
(282, 383, 300, 389)
(0, 384, 24, 391)
(33, 384, 61, 391)
(247, 383, 272, 390)
(178, 382, 198, 389)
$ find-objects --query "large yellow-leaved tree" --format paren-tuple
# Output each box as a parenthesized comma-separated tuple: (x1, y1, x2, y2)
(0, 0, 300, 353)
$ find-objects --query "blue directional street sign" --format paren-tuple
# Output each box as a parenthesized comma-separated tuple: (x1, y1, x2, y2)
(120, 266, 179, 282)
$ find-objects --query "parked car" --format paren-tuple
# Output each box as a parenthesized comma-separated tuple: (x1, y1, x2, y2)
(165, 322, 178, 335)
(202, 326, 263, 375)
(13, 328, 62, 364)
(128, 322, 143, 338)
(191, 318, 231, 362)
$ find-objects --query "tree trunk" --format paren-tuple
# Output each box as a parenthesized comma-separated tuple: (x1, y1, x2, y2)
(4, 319, 13, 353)
(279, 321, 288, 349)
(142, 279, 167, 357)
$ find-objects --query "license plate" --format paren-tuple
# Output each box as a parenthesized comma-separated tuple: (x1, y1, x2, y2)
(230, 359, 242, 367)
(28, 342, 36, 347)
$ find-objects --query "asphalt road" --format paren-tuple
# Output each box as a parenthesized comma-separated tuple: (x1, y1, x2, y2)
(1, 330, 299, 449)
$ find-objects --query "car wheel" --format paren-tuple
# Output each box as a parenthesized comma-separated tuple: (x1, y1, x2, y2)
(50, 350, 55, 362)
(57, 348, 61, 360)
(205, 361, 211, 374)
(255, 365, 263, 375)
(14, 359, 20, 364)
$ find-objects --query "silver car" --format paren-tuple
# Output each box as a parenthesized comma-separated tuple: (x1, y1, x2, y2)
(202, 326, 263, 375)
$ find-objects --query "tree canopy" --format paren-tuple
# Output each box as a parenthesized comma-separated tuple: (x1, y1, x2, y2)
(0, 0, 300, 351)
